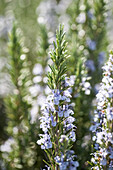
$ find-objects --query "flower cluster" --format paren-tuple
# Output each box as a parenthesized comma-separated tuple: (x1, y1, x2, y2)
(90, 53, 113, 169)
(37, 77, 79, 169)
(37, 25, 79, 169)
(55, 150, 79, 170)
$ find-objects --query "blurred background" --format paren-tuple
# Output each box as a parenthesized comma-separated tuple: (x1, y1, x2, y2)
(0, 0, 113, 169)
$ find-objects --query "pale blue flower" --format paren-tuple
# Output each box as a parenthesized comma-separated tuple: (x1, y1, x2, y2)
(87, 10, 94, 19)
(50, 114, 56, 127)
(58, 110, 63, 117)
(98, 52, 106, 66)
(86, 39, 96, 50)
(86, 59, 95, 72)
(100, 158, 107, 166)
(69, 131, 76, 142)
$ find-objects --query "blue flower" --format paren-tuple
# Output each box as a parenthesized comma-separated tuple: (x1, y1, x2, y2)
(86, 39, 96, 50)
(55, 150, 79, 170)
(98, 52, 106, 66)
(58, 110, 63, 117)
(69, 131, 76, 142)
(87, 10, 94, 19)
(85, 59, 95, 72)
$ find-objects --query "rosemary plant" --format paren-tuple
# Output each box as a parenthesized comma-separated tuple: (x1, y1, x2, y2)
(37, 25, 79, 170)
(90, 51, 113, 169)
(1, 23, 40, 170)
(66, 0, 108, 168)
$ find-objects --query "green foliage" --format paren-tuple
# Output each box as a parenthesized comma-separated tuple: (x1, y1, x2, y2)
(66, 0, 108, 169)
(48, 25, 69, 90)
(1, 24, 43, 170)
(0, 99, 7, 143)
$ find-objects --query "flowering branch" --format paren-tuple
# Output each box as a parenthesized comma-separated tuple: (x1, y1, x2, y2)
(90, 51, 113, 169)
(37, 25, 79, 170)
